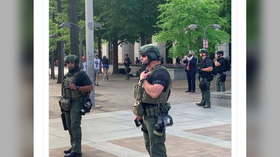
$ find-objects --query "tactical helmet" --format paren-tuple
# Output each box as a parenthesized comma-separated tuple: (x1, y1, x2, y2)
(216, 50, 224, 55)
(139, 44, 161, 61)
(64, 54, 79, 67)
(199, 48, 208, 54)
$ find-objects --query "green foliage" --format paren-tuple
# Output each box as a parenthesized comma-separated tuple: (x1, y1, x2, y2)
(154, 0, 230, 58)
(49, 0, 90, 55)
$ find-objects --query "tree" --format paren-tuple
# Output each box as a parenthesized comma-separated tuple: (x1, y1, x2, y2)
(93, 0, 141, 74)
(132, 0, 166, 46)
(155, 0, 230, 58)
(69, 0, 79, 57)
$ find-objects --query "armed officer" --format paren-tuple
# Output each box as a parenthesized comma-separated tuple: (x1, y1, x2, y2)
(215, 50, 226, 92)
(59, 55, 93, 157)
(196, 49, 213, 108)
(133, 44, 172, 157)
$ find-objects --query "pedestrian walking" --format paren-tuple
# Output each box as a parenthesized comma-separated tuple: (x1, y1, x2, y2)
(196, 49, 214, 108)
(102, 55, 109, 81)
(183, 50, 197, 93)
(94, 54, 101, 86)
(133, 44, 173, 157)
(59, 54, 93, 157)
(82, 56, 87, 72)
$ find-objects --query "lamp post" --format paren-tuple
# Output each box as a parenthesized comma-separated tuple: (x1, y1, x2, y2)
(187, 24, 221, 48)
(59, 22, 85, 70)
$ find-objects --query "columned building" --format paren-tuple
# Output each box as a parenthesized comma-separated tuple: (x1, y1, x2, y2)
(101, 41, 231, 66)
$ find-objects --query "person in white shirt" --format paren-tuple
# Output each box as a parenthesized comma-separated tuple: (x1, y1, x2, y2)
(94, 54, 101, 86)
(82, 56, 87, 72)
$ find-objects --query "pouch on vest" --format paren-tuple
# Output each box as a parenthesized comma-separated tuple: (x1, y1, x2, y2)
(132, 100, 144, 117)
(133, 84, 144, 100)
(59, 97, 71, 111)
(165, 103, 171, 111)
(199, 80, 208, 91)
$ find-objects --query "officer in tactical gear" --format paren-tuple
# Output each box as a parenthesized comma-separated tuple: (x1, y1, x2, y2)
(196, 49, 213, 108)
(60, 54, 93, 157)
(215, 50, 226, 92)
(133, 44, 172, 157)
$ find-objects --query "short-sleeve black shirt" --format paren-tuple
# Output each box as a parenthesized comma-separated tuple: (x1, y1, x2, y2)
(143, 66, 170, 107)
(67, 71, 92, 86)
(102, 58, 109, 64)
(147, 68, 170, 92)
(124, 58, 131, 67)
(216, 57, 226, 73)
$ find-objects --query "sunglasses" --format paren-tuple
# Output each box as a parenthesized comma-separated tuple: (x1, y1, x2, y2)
(65, 61, 75, 64)
(141, 53, 147, 57)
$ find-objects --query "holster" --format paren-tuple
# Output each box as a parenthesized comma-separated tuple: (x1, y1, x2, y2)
(207, 74, 214, 82)
(199, 80, 208, 91)
(61, 112, 68, 130)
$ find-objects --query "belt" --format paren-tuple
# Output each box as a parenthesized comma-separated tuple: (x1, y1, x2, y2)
(71, 97, 81, 101)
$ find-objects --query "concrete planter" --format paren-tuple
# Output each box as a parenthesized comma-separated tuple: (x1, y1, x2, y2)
(107, 64, 230, 77)
(166, 68, 187, 80)
(211, 91, 231, 107)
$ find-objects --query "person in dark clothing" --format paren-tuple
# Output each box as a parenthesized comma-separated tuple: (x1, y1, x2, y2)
(135, 57, 140, 64)
(215, 50, 227, 92)
(102, 55, 109, 81)
(196, 49, 213, 108)
(124, 54, 131, 80)
(60, 55, 93, 157)
(183, 50, 198, 93)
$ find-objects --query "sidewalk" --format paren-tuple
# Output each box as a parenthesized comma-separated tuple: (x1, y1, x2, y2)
(49, 67, 231, 157)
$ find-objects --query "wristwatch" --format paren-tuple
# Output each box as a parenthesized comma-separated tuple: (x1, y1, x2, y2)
(76, 86, 80, 91)
(140, 78, 146, 84)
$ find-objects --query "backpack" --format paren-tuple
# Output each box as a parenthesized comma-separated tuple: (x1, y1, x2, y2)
(224, 57, 231, 72)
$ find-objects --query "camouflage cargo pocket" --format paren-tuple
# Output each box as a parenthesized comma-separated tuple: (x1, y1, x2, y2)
(132, 100, 144, 117)
(133, 84, 143, 100)
(59, 97, 71, 111)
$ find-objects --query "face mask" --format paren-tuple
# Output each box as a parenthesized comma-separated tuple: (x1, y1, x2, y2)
(188, 54, 192, 57)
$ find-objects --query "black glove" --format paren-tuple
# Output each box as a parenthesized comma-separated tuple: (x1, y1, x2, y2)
(134, 117, 143, 127)
(196, 67, 202, 74)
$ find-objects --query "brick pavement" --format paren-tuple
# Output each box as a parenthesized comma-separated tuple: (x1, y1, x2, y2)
(49, 67, 231, 119)
(49, 67, 231, 157)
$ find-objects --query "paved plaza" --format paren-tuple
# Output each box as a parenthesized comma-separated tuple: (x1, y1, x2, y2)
(49, 67, 231, 157)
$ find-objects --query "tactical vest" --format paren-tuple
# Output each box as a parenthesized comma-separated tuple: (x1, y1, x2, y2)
(134, 65, 172, 105)
(61, 71, 84, 100)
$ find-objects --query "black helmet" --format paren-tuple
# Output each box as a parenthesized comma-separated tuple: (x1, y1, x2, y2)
(216, 50, 224, 55)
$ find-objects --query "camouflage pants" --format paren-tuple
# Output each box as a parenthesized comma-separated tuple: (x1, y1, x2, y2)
(199, 77, 211, 106)
(216, 73, 226, 92)
(142, 106, 167, 157)
(64, 100, 82, 153)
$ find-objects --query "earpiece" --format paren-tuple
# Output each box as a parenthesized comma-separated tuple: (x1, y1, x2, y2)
(149, 52, 158, 61)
